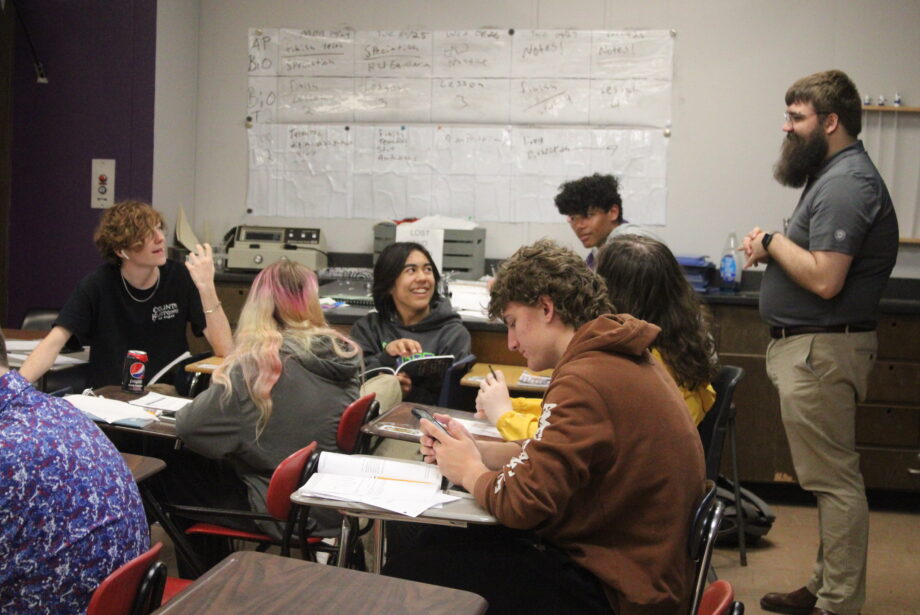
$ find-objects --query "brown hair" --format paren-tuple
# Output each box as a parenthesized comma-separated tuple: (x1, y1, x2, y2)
(785, 69, 862, 137)
(597, 235, 718, 389)
(0, 330, 7, 368)
(488, 239, 613, 329)
(93, 200, 166, 265)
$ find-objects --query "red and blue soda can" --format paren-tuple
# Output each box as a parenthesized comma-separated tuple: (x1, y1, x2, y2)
(122, 350, 148, 393)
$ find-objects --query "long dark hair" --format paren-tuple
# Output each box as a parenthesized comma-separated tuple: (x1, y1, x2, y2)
(372, 242, 442, 319)
(596, 235, 718, 388)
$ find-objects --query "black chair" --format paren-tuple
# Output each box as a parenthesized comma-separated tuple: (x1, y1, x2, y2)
(437, 353, 477, 410)
(697, 365, 747, 565)
(20, 308, 60, 331)
(20, 308, 88, 393)
(688, 479, 724, 615)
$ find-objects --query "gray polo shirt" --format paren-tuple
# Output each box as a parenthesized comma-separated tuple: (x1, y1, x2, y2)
(759, 141, 899, 327)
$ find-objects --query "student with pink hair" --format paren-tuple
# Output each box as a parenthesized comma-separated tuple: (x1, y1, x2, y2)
(162, 260, 360, 564)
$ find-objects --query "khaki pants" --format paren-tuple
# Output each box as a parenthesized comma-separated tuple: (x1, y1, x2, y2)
(766, 331, 877, 615)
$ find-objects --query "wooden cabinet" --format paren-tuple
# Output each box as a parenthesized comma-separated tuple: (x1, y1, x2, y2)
(710, 303, 920, 491)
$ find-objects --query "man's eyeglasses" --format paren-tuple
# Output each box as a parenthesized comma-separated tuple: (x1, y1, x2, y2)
(783, 110, 831, 124)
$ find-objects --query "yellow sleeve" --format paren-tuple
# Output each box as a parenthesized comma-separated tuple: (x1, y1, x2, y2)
(495, 397, 543, 441)
(651, 348, 716, 426)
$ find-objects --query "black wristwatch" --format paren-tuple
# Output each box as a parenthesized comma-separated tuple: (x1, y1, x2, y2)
(761, 233, 775, 252)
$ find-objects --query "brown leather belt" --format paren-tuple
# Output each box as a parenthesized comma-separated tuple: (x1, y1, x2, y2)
(769, 323, 876, 339)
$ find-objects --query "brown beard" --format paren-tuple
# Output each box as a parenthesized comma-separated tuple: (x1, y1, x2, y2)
(773, 127, 829, 188)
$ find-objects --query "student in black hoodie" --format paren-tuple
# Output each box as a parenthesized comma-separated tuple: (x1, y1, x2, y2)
(351, 242, 471, 405)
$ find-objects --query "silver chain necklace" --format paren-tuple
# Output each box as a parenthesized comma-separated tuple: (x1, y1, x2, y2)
(121, 270, 160, 303)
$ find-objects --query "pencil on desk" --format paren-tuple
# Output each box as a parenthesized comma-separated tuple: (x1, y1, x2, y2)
(375, 476, 432, 485)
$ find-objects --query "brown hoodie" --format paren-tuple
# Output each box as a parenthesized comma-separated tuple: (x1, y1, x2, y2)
(473, 314, 705, 615)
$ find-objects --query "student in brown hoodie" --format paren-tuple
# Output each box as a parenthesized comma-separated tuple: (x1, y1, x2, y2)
(383, 239, 706, 615)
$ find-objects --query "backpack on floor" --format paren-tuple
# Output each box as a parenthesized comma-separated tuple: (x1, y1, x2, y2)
(715, 475, 776, 545)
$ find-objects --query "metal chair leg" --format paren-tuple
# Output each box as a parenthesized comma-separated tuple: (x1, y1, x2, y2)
(728, 412, 747, 566)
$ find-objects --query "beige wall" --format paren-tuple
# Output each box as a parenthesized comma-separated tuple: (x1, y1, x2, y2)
(155, 0, 920, 277)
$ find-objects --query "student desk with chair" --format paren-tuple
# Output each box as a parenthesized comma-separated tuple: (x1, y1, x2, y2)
(291, 461, 498, 574)
(149, 550, 488, 615)
(2, 327, 90, 394)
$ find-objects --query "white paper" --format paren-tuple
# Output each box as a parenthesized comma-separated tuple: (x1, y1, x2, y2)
(64, 394, 158, 426)
(129, 392, 191, 413)
(396, 225, 444, 273)
(5, 340, 41, 351)
(452, 417, 502, 439)
(299, 452, 457, 517)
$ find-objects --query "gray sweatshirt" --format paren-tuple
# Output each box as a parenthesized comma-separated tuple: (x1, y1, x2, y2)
(177, 337, 361, 533)
(350, 297, 471, 404)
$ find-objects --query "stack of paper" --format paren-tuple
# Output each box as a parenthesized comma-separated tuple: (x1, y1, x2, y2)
(297, 452, 459, 517)
(129, 392, 191, 417)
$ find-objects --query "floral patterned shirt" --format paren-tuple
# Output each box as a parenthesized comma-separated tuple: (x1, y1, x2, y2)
(0, 370, 149, 614)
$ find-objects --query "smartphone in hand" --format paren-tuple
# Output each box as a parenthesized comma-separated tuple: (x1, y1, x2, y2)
(411, 406, 450, 435)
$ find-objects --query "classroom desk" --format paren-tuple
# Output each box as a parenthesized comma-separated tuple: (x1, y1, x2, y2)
(93, 385, 180, 440)
(183, 355, 223, 395)
(363, 402, 502, 444)
(150, 551, 488, 615)
(120, 452, 166, 482)
(291, 451, 497, 574)
(460, 363, 552, 392)
(117, 450, 207, 577)
(3, 328, 90, 392)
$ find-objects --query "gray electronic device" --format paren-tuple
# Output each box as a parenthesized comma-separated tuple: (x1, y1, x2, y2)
(225, 225, 328, 272)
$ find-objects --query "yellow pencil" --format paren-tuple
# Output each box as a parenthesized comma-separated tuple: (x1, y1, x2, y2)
(374, 476, 432, 485)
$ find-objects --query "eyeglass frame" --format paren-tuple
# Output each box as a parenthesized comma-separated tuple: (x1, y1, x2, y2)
(783, 109, 834, 125)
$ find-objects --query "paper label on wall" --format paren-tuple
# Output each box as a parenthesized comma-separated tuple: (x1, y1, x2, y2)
(395, 226, 444, 272)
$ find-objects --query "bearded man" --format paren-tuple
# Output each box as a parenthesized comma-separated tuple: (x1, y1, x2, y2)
(742, 70, 899, 615)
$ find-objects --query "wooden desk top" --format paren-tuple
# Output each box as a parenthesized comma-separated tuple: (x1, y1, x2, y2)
(184, 355, 224, 373)
(2, 328, 46, 341)
(460, 363, 552, 392)
(120, 452, 166, 482)
(93, 386, 179, 440)
(363, 402, 502, 444)
(151, 551, 488, 615)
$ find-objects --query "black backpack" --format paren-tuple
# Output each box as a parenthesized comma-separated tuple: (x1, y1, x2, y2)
(714, 474, 776, 545)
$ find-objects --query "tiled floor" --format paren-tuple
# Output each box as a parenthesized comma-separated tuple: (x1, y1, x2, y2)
(155, 485, 920, 614)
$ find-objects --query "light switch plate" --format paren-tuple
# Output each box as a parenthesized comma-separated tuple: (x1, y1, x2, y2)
(91, 158, 116, 209)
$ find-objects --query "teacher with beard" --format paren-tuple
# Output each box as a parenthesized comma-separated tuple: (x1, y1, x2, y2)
(741, 70, 898, 615)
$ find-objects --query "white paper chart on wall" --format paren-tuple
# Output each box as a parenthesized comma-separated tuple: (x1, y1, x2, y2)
(246, 28, 673, 224)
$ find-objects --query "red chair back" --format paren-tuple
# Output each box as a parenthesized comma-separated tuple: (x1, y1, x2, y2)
(265, 441, 318, 521)
(697, 580, 734, 615)
(86, 542, 164, 615)
(336, 393, 378, 454)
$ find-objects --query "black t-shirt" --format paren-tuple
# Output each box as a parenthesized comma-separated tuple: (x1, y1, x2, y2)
(56, 261, 207, 387)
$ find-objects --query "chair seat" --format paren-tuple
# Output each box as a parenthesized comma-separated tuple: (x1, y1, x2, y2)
(163, 577, 194, 602)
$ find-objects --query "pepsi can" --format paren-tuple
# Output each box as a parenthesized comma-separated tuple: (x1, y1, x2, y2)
(122, 350, 148, 393)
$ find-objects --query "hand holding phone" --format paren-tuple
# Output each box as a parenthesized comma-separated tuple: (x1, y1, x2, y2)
(411, 406, 450, 435)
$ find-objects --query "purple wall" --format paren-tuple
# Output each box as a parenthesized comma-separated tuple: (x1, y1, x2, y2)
(7, 0, 157, 326)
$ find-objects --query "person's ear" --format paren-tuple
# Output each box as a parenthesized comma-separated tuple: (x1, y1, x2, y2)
(609, 204, 621, 224)
(538, 295, 556, 322)
(121, 250, 130, 260)
(823, 112, 839, 135)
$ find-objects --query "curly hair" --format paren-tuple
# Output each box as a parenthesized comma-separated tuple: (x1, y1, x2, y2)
(785, 70, 862, 137)
(596, 235, 718, 389)
(554, 173, 623, 220)
(212, 260, 358, 436)
(488, 239, 612, 329)
(93, 200, 166, 264)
